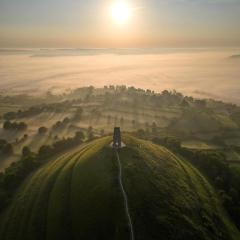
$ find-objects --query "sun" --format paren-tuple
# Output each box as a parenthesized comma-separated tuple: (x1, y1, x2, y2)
(111, 1, 132, 25)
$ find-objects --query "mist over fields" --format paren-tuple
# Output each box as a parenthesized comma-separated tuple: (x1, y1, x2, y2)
(0, 48, 239, 104)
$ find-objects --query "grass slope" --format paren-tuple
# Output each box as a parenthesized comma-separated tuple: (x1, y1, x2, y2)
(0, 135, 239, 240)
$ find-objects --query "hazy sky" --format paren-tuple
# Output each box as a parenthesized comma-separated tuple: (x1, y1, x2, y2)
(0, 0, 240, 48)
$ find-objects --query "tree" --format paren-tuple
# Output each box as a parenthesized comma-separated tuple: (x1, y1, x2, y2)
(53, 121, 62, 130)
(0, 139, 7, 150)
(38, 126, 48, 134)
(2, 143, 13, 155)
(151, 122, 157, 134)
(38, 145, 53, 159)
(165, 137, 181, 150)
(181, 98, 190, 107)
(3, 111, 17, 120)
(23, 134, 28, 140)
(74, 131, 84, 141)
(3, 121, 11, 130)
(100, 129, 105, 136)
(22, 146, 31, 158)
(87, 126, 94, 140)
(195, 99, 207, 108)
(74, 107, 83, 121)
(63, 117, 70, 125)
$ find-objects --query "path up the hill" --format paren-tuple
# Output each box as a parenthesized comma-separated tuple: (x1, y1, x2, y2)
(115, 150, 135, 240)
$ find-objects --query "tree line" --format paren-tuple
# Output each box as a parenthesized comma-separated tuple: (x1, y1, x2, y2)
(0, 130, 85, 212)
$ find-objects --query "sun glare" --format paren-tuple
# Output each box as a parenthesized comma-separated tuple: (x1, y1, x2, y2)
(111, 1, 132, 25)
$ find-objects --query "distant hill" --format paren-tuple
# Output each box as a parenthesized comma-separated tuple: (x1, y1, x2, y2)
(0, 135, 239, 240)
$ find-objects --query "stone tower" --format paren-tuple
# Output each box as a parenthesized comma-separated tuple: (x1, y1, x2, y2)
(113, 127, 121, 148)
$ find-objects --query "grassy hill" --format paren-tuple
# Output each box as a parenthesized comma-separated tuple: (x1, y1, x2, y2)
(0, 135, 239, 240)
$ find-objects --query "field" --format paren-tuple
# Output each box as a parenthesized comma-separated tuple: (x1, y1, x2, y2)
(182, 140, 220, 150)
(1, 86, 240, 171)
(0, 135, 239, 240)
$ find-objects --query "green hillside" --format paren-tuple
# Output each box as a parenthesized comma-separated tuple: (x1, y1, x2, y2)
(0, 135, 239, 240)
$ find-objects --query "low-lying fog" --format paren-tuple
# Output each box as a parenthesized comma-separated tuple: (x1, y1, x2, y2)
(0, 48, 239, 104)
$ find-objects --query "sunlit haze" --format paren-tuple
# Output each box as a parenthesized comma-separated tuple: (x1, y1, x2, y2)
(0, 0, 240, 48)
(111, 1, 132, 25)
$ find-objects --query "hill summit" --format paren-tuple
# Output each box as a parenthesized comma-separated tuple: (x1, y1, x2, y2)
(0, 135, 239, 240)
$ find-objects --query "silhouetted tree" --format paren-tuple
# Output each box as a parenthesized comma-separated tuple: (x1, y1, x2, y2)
(22, 146, 31, 158)
(74, 131, 85, 141)
(38, 126, 48, 134)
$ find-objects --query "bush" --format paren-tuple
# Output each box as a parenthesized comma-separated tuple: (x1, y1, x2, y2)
(38, 126, 48, 134)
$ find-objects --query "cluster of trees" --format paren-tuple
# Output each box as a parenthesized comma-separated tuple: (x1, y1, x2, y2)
(69, 86, 239, 115)
(3, 106, 44, 120)
(41, 101, 73, 113)
(102, 86, 210, 109)
(3, 101, 75, 121)
(0, 139, 13, 156)
(134, 123, 159, 139)
(0, 130, 85, 212)
(3, 121, 27, 131)
(52, 117, 71, 130)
